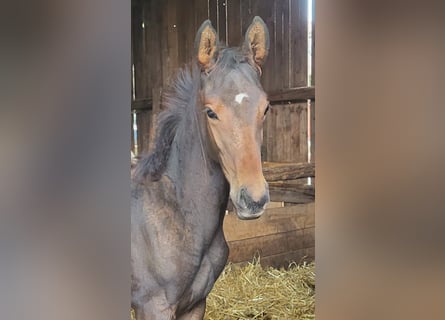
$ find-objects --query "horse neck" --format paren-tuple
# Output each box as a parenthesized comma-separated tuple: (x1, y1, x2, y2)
(165, 104, 229, 219)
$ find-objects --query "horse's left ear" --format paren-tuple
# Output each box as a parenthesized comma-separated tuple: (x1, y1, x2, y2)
(243, 16, 270, 66)
(195, 20, 219, 70)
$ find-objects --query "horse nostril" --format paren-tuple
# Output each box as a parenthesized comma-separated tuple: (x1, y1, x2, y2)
(257, 194, 269, 208)
(238, 187, 269, 213)
(238, 187, 249, 208)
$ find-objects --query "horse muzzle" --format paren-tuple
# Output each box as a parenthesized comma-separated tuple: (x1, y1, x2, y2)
(232, 185, 270, 220)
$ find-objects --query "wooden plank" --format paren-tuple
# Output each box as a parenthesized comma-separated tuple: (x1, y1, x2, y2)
(227, 227, 315, 263)
(258, 246, 315, 268)
(266, 102, 280, 161)
(292, 103, 303, 162)
(218, 0, 227, 45)
(129, 0, 159, 109)
(147, 0, 163, 104)
(299, 102, 308, 162)
(208, 0, 218, 33)
(132, 1, 145, 99)
(194, 0, 209, 35)
(267, 201, 284, 209)
(273, 0, 289, 90)
(177, 0, 193, 65)
(310, 100, 315, 163)
(240, 0, 256, 33)
(267, 201, 314, 220)
(290, 103, 304, 162)
(223, 203, 314, 241)
(269, 184, 314, 203)
(176, 0, 186, 65)
(303, 226, 315, 248)
(268, 178, 313, 189)
(162, 0, 179, 87)
(160, 0, 169, 87)
(268, 86, 315, 102)
(141, 1, 151, 99)
(136, 109, 152, 154)
(282, 103, 292, 160)
(263, 162, 315, 181)
(131, 98, 152, 111)
(226, 0, 242, 46)
(289, 0, 308, 87)
(264, 102, 306, 162)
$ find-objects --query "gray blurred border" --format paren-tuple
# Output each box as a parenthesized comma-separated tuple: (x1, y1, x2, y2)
(0, 1, 130, 319)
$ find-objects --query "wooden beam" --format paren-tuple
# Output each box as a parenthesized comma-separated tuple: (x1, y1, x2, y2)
(263, 162, 315, 181)
(268, 86, 315, 103)
(224, 203, 315, 241)
(130, 88, 315, 109)
(268, 179, 315, 203)
(268, 179, 314, 190)
(131, 98, 153, 111)
(258, 247, 315, 268)
(227, 227, 315, 263)
(269, 188, 314, 203)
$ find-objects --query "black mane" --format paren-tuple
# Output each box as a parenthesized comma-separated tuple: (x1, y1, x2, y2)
(133, 62, 200, 181)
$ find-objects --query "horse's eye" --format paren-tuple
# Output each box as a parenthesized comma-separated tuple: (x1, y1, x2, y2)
(206, 108, 219, 120)
(264, 105, 270, 116)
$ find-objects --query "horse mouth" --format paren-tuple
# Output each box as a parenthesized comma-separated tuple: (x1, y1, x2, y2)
(229, 185, 270, 220)
(235, 209, 265, 220)
(232, 198, 268, 220)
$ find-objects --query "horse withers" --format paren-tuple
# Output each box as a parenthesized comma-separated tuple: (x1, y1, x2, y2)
(131, 17, 270, 319)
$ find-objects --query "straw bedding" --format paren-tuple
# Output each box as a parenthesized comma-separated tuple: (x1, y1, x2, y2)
(204, 258, 315, 319)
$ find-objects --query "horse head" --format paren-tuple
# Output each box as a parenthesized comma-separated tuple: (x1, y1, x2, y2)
(195, 17, 270, 220)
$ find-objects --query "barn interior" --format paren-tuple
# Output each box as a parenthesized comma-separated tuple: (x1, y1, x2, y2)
(131, 0, 315, 268)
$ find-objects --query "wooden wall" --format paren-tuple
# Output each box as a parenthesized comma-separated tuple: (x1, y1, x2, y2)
(132, 0, 309, 96)
(131, 0, 314, 160)
(224, 202, 314, 268)
(263, 102, 308, 163)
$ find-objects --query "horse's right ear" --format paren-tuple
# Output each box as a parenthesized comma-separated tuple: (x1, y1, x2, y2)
(195, 20, 218, 70)
(243, 16, 269, 67)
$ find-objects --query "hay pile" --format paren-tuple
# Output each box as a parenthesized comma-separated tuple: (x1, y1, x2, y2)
(205, 258, 315, 319)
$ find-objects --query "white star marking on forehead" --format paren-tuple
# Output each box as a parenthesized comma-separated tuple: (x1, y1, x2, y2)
(235, 92, 249, 104)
